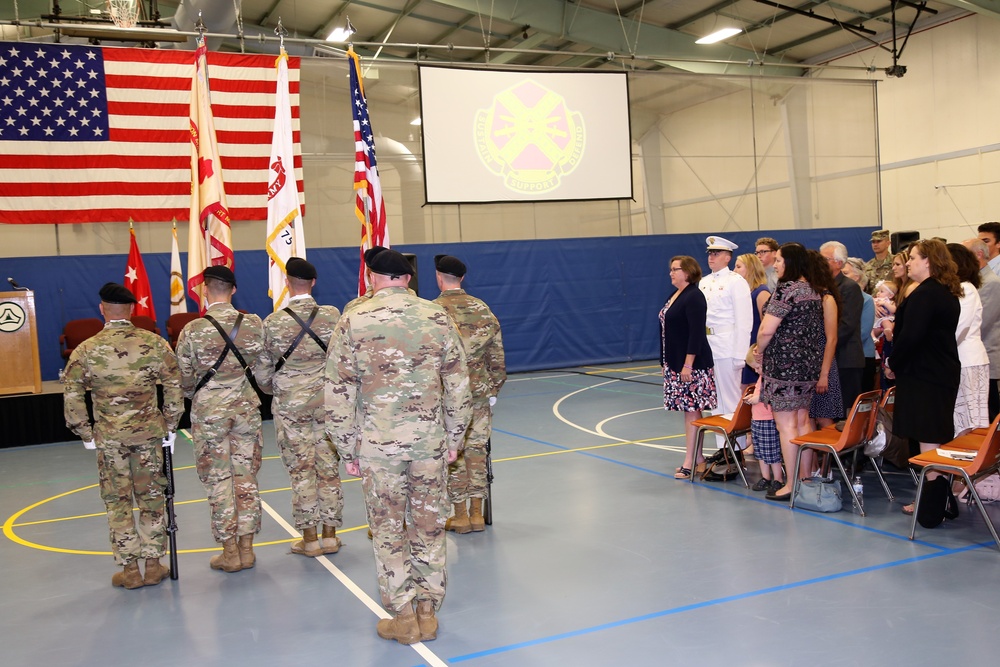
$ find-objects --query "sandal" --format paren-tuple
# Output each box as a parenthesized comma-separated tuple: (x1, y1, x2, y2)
(674, 467, 692, 480)
(901, 503, 915, 515)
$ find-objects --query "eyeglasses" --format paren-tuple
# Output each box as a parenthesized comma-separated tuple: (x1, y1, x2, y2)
(755, 250, 772, 256)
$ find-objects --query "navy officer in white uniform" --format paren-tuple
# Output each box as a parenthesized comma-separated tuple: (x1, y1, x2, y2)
(699, 235, 753, 450)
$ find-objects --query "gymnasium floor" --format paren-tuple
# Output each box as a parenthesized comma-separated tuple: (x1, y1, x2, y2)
(2, 362, 999, 666)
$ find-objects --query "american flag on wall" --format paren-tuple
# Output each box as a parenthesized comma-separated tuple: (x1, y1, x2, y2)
(0, 41, 303, 225)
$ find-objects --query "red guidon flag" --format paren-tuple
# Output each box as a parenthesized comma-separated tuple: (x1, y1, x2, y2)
(0, 40, 302, 224)
(126, 226, 156, 319)
(187, 39, 234, 312)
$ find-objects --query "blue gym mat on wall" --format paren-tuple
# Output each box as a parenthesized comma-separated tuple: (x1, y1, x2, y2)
(3, 227, 877, 382)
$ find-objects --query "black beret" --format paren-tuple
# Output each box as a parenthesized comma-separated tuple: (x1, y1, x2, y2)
(363, 246, 388, 267)
(368, 249, 414, 277)
(285, 257, 316, 281)
(203, 265, 237, 287)
(99, 282, 136, 304)
(434, 254, 467, 278)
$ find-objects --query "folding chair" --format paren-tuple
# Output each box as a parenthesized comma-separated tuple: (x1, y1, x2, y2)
(789, 390, 888, 516)
(60, 318, 103, 359)
(690, 386, 754, 488)
(908, 415, 1000, 551)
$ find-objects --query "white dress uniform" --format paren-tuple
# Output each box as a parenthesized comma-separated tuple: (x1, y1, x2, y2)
(700, 238, 753, 449)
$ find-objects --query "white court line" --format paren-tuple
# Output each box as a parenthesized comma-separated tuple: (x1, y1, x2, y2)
(261, 501, 449, 667)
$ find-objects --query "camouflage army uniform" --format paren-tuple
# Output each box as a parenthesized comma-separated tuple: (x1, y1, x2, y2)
(175, 303, 272, 543)
(434, 288, 506, 503)
(864, 255, 894, 295)
(63, 321, 184, 565)
(262, 295, 343, 531)
(326, 286, 471, 614)
(343, 291, 373, 313)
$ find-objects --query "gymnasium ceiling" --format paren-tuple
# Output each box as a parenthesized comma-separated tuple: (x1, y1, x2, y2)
(1, 1, 992, 77)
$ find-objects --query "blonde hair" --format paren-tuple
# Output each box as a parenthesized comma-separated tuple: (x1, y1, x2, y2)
(874, 279, 896, 296)
(735, 253, 767, 291)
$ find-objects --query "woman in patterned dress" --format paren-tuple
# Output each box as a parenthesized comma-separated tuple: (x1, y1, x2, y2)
(660, 255, 718, 480)
(754, 244, 826, 501)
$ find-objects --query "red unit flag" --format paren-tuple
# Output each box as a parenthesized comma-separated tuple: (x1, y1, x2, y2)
(126, 226, 156, 320)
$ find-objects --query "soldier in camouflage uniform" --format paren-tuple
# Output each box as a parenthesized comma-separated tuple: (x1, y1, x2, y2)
(262, 258, 343, 557)
(433, 255, 506, 533)
(326, 249, 471, 645)
(864, 229, 894, 295)
(63, 283, 183, 590)
(175, 266, 272, 573)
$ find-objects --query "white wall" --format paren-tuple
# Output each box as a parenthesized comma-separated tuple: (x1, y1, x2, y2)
(820, 12, 1000, 243)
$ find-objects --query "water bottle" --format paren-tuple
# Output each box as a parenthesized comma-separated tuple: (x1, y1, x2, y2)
(852, 476, 865, 513)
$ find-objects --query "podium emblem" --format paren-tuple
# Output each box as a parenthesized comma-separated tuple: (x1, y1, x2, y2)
(0, 302, 26, 333)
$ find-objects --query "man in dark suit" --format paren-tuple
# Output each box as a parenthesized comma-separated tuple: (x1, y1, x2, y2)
(821, 241, 865, 415)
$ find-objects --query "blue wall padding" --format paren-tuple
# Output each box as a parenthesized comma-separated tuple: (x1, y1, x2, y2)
(2, 227, 877, 381)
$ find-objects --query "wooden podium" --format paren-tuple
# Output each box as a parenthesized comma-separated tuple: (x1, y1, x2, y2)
(0, 290, 42, 395)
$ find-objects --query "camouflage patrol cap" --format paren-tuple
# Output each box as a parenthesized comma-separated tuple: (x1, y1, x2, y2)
(871, 229, 890, 241)
(285, 257, 316, 280)
(434, 254, 467, 278)
(368, 249, 414, 277)
(99, 282, 136, 304)
(363, 246, 388, 267)
(203, 265, 237, 287)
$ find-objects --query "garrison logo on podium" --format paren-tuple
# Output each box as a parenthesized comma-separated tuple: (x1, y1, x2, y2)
(474, 79, 585, 195)
(0, 302, 27, 333)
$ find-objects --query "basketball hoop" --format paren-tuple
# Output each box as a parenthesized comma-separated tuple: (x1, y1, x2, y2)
(108, 0, 140, 29)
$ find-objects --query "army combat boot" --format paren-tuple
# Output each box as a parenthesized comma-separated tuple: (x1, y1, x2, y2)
(143, 558, 170, 586)
(376, 609, 421, 645)
(237, 534, 256, 569)
(321, 524, 342, 554)
(444, 502, 471, 534)
(290, 526, 322, 557)
(469, 498, 486, 532)
(415, 600, 438, 641)
(209, 538, 242, 573)
(112, 561, 144, 589)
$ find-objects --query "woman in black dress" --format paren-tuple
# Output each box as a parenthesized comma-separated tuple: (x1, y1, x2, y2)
(660, 255, 717, 480)
(886, 239, 962, 514)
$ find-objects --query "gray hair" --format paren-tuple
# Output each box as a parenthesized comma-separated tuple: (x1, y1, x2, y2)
(820, 241, 849, 264)
(844, 257, 868, 290)
(965, 237, 989, 260)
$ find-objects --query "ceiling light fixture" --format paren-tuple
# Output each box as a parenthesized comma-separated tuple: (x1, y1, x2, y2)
(410, 118, 422, 126)
(695, 27, 742, 45)
(326, 17, 356, 42)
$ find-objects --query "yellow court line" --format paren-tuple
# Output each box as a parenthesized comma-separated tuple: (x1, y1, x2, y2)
(4, 426, 672, 554)
(579, 364, 660, 374)
(493, 432, 683, 463)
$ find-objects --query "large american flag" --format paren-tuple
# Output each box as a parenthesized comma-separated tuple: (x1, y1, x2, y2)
(348, 47, 389, 296)
(0, 41, 302, 224)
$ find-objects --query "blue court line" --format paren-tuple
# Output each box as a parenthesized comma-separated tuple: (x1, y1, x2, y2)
(493, 428, 955, 550)
(440, 541, 989, 665)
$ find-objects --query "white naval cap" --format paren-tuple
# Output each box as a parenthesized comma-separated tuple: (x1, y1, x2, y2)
(705, 235, 738, 252)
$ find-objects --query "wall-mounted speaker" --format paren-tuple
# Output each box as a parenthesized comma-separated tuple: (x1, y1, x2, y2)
(891, 231, 920, 254)
(402, 253, 418, 296)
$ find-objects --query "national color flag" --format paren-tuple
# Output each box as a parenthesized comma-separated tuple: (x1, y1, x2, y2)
(187, 39, 234, 313)
(348, 48, 389, 296)
(0, 41, 302, 225)
(169, 222, 186, 315)
(126, 226, 156, 320)
(266, 50, 306, 312)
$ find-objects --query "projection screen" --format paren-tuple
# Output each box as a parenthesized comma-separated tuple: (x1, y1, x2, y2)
(418, 66, 633, 204)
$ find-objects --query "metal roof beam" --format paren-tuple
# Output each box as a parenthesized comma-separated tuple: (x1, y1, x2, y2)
(931, 0, 1000, 20)
(426, 0, 799, 75)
